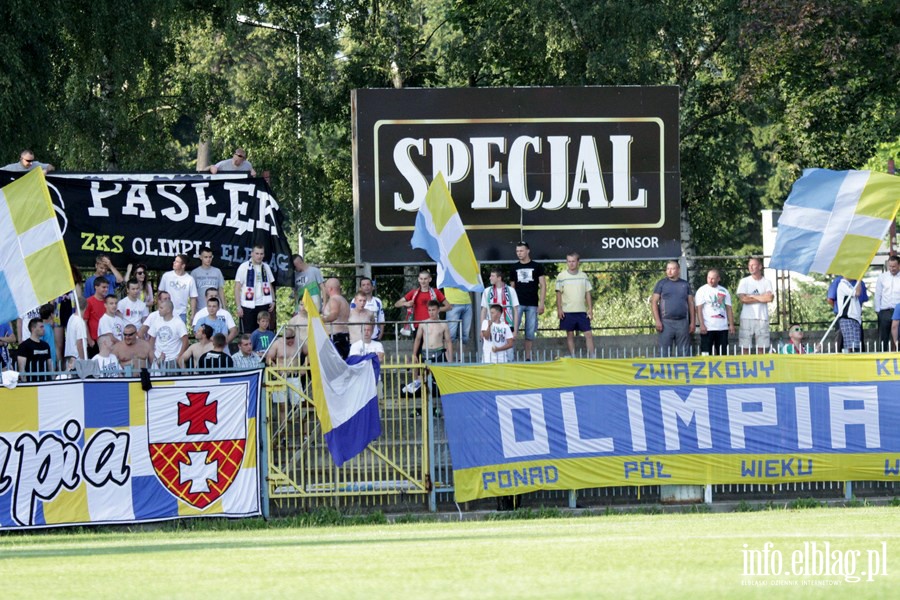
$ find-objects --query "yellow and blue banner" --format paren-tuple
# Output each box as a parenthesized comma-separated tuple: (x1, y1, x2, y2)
(770, 168, 900, 277)
(431, 355, 900, 502)
(0, 168, 74, 323)
(303, 291, 381, 466)
(411, 173, 484, 293)
(0, 370, 261, 530)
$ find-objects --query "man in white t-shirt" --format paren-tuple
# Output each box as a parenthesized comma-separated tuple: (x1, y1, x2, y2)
(148, 300, 189, 366)
(357, 277, 385, 340)
(192, 288, 236, 327)
(64, 306, 88, 367)
(482, 304, 515, 363)
(92, 335, 121, 378)
(158, 254, 198, 323)
(118, 279, 149, 328)
(97, 295, 126, 342)
(736, 257, 774, 353)
(694, 269, 735, 356)
(195, 296, 238, 343)
(234, 244, 276, 334)
(479, 269, 519, 331)
(139, 291, 170, 339)
(349, 323, 385, 363)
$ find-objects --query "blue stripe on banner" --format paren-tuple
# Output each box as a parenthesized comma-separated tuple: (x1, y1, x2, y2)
(442, 382, 900, 470)
(222, 371, 263, 419)
(0, 488, 12, 527)
(0, 271, 16, 325)
(131, 474, 179, 520)
(769, 223, 824, 274)
(84, 382, 131, 429)
(787, 168, 844, 210)
(323, 395, 382, 466)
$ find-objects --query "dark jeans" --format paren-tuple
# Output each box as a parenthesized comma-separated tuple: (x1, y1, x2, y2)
(878, 309, 894, 350)
(241, 304, 274, 335)
(700, 330, 728, 355)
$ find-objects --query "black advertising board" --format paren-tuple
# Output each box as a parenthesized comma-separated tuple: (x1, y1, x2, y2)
(352, 86, 681, 264)
(0, 172, 294, 281)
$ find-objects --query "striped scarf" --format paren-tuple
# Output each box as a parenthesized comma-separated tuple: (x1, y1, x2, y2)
(405, 287, 438, 330)
(487, 285, 513, 327)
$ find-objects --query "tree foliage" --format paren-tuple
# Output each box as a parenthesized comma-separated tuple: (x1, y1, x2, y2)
(1, 0, 897, 264)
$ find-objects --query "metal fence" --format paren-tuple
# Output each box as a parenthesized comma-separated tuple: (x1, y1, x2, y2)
(10, 344, 898, 514)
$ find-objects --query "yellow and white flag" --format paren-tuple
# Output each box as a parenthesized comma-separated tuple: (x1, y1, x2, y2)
(0, 169, 74, 323)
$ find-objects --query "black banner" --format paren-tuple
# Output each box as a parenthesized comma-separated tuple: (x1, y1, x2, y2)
(1, 173, 293, 281)
(352, 86, 681, 264)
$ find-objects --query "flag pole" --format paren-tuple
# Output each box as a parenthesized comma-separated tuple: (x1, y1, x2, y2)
(817, 266, 870, 350)
(73, 291, 88, 363)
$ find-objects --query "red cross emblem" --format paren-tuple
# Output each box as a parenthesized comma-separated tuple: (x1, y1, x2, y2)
(178, 391, 218, 435)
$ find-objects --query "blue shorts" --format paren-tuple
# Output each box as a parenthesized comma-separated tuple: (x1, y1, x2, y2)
(517, 305, 538, 340)
(560, 312, 591, 332)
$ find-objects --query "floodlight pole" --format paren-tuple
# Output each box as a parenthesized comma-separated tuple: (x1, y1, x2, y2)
(236, 15, 301, 140)
(236, 14, 308, 254)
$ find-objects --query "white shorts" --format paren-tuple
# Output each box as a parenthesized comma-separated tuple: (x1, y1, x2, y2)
(271, 376, 302, 406)
(739, 318, 770, 349)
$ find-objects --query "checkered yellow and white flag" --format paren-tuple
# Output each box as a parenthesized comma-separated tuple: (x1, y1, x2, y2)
(0, 169, 74, 322)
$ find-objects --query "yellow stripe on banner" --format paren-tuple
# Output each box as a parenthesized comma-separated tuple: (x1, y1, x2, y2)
(129, 382, 146, 427)
(3, 169, 54, 234)
(425, 173, 455, 232)
(430, 353, 900, 394)
(0, 386, 39, 431)
(42, 485, 90, 525)
(453, 453, 900, 502)
(244, 417, 257, 469)
(855, 171, 900, 220)
(178, 497, 222, 517)
(25, 240, 74, 306)
(828, 234, 883, 278)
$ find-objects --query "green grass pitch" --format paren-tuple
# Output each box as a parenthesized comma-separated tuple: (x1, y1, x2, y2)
(0, 507, 898, 598)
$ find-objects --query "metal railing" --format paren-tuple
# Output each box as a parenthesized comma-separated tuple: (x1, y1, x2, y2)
(7, 342, 899, 513)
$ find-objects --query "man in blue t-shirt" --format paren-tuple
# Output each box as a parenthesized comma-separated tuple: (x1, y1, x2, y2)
(650, 260, 695, 357)
(84, 254, 124, 300)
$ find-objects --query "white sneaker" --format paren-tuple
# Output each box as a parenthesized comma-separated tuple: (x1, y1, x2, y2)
(401, 380, 422, 394)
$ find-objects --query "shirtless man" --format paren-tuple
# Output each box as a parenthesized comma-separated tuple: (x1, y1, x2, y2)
(286, 306, 309, 356)
(112, 324, 153, 372)
(177, 324, 214, 370)
(348, 290, 374, 346)
(403, 300, 453, 395)
(265, 326, 306, 410)
(322, 277, 351, 359)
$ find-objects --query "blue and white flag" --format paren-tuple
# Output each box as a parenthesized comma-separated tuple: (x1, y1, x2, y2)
(411, 173, 484, 293)
(303, 291, 381, 466)
(770, 169, 900, 277)
(0, 169, 74, 323)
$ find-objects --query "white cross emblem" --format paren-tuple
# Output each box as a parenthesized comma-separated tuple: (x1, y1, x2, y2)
(179, 450, 219, 494)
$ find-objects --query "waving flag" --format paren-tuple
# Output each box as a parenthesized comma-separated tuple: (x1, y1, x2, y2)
(411, 173, 484, 292)
(303, 291, 381, 466)
(0, 169, 74, 324)
(770, 169, 900, 277)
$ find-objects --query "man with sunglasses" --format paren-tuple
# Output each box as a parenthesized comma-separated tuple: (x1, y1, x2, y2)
(2, 149, 54, 173)
(209, 147, 256, 176)
(112, 324, 152, 371)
